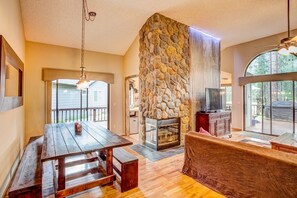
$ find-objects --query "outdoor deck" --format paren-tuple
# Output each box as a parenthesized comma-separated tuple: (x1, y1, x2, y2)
(246, 118, 296, 136)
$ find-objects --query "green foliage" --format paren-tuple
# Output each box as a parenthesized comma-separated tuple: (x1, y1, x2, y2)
(246, 51, 297, 104)
(246, 51, 297, 76)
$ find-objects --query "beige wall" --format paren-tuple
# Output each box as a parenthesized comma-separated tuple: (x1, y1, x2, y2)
(123, 35, 139, 77)
(221, 47, 234, 74)
(122, 36, 139, 136)
(221, 71, 232, 85)
(222, 30, 297, 130)
(25, 42, 124, 140)
(0, 0, 25, 59)
(0, 0, 25, 195)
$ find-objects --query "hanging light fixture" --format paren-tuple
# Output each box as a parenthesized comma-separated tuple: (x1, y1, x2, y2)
(278, 0, 297, 56)
(77, 0, 96, 90)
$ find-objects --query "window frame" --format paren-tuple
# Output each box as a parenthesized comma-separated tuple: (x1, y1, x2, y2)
(242, 50, 297, 134)
(43, 68, 113, 129)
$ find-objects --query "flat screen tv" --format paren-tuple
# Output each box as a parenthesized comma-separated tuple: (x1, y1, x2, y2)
(205, 88, 226, 111)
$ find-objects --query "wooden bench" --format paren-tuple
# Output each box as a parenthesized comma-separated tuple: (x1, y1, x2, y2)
(70, 147, 138, 193)
(41, 153, 103, 197)
(8, 136, 43, 198)
(112, 148, 138, 192)
(49, 149, 138, 195)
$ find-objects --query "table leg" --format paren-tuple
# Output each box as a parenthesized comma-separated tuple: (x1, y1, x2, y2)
(106, 148, 113, 175)
(99, 150, 106, 161)
(58, 158, 65, 191)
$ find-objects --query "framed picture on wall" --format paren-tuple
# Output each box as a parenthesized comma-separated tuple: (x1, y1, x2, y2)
(0, 35, 24, 111)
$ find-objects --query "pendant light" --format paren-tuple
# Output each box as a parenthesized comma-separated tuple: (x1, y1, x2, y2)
(77, 0, 96, 90)
(278, 0, 297, 56)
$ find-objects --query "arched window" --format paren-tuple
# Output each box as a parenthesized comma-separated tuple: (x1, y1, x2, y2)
(246, 51, 297, 76)
(243, 51, 297, 135)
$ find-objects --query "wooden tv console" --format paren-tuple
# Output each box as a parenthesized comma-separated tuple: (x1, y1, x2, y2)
(196, 111, 231, 137)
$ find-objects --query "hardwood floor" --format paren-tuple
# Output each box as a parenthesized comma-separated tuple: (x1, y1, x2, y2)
(44, 134, 224, 198)
(6, 131, 275, 198)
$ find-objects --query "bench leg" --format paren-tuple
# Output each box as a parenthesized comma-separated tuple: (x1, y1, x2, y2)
(58, 158, 65, 191)
(121, 161, 138, 192)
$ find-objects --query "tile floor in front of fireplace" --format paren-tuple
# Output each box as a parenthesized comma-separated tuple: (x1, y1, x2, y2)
(130, 130, 275, 149)
(129, 144, 184, 162)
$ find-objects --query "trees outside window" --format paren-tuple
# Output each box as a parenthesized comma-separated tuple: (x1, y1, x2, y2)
(245, 51, 297, 135)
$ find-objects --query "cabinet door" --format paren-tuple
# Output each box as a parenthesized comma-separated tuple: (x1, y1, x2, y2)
(130, 117, 139, 134)
(196, 114, 209, 131)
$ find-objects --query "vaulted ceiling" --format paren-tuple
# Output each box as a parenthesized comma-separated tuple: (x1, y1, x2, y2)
(20, 0, 297, 55)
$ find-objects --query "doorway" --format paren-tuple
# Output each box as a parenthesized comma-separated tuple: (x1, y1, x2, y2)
(243, 50, 297, 135)
(125, 76, 140, 141)
(245, 81, 296, 135)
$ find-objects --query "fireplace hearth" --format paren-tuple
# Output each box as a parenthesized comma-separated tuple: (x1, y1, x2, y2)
(145, 117, 180, 150)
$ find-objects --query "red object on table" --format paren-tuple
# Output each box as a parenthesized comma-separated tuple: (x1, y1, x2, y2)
(75, 122, 82, 133)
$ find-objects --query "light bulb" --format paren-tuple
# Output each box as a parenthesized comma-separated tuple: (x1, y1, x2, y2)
(278, 48, 290, 56)
(288, 45, 297, 53)
(77, 79, 89, 90)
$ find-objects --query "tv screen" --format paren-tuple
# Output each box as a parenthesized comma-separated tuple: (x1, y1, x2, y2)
(205, 88, 226, 111)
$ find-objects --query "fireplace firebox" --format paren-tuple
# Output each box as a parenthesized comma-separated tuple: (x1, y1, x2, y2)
(145, 117, 180, 150)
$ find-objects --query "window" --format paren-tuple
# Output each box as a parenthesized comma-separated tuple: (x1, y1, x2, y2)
(222, 86, 232, 110)
(51, 79, 109, 129)
(244, 51, 297, 135)
(94, 91, 98, 101)
(246, 51, 297, 76)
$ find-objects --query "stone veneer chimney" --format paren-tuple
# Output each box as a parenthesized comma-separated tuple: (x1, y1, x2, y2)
(139, 13, 191, 144)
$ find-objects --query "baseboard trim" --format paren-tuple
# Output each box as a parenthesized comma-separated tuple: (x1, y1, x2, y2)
(231, 128, 242, 132)
(0, 173, 11, 198)
(0, 153, 20, 198)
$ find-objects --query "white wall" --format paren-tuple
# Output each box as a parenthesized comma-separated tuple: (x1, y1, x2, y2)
(0, 0, 25, 195)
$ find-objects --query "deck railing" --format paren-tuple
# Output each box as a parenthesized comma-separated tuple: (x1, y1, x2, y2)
(52, 107, 108, 123)
(251, 104, 262, 116)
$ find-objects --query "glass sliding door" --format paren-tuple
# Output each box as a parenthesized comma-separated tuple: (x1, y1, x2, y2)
(243, 50, 297, 135)
(88, 81, 108, 129)
(52, 80, 58, 122)
(222, 86, 232, 110)
(271, 81, 293, 135)
(262, 82, 271, 134)
(295, 81, 297, 133)
(52, 79, 82, 123)
(245, 82, 263, 133)
(81, 89, 87, 121)
(51, 79, 109, 129)
(245, 81, 296, 135)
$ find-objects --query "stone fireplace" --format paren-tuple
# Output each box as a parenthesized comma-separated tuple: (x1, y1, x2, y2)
(139, 13, 220, 148)
(145, 117, 180, 150)
(139, 13, 191, 147)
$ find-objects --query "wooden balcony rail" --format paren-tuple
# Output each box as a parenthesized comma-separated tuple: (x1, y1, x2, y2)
(252, 104, 262, 116)
(52, 107, 108, 123)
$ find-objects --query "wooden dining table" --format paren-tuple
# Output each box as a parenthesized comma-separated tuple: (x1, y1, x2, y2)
(41, 121, 132, 197)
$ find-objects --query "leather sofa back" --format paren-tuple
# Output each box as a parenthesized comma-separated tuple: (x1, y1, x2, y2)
(182, 132, 297, 198)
